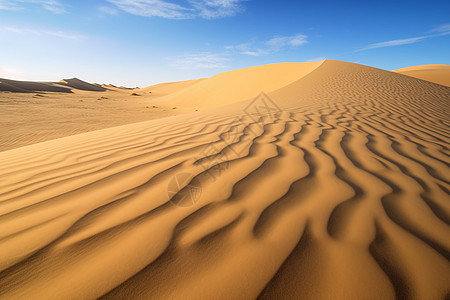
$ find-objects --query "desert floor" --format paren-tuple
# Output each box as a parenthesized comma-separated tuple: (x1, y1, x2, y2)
(0, 60, 449, 299)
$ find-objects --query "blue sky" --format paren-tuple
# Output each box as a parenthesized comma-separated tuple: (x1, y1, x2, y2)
(0, 0, 449, 87)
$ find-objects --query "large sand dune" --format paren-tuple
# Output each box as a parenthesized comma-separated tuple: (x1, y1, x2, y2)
(151, 61, 323, 109)
(393, 64, 450, 87)
(0, 60, 449, 299)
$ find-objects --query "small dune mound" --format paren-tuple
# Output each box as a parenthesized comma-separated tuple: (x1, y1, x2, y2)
(0, 78, 72, 93)
(59, 78, 107, 91)
(393, 64, 450, 87)
(138, 78, 205, 97)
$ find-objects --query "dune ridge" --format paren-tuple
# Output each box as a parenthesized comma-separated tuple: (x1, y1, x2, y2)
(152, 61, 324, 109)
(138, 78, 206, 96)
(0, 60, 449, 299)
(0, 78, 72, 93)
(58, 78, 107, 92)
(393, 64, 450, 87)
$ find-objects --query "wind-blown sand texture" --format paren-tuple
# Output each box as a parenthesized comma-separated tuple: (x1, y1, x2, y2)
(0, 60, 449, 299)
(394, 64, 450, 87)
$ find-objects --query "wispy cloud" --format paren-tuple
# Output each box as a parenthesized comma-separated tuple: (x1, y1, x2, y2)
(358, 36, 427, 51)
(357, 24, 450, 51)
(0, 0, 19, 10)
(267, 34, 308, 48)
(98, 5, 119, 15)
(227, 34, 308, 56)
(170, 53, 228, 69)
(225, 43, 268, 56)
(190, 0, 243, 19)
(0, 0, 65, 13)
(3, 27, 83, 40)
(107, 0, 245, 19)
(107, 0, 191, 19)
(170, 32, 309, 70)
(430, 23, 450, 33)
(307, 57, 326, 62)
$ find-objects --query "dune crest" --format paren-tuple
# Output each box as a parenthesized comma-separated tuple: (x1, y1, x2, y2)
(0, 60, 449, 299)
(393, 64, 450, 87)
(59, 78, 107, 92)
(152, 61, 324, 109)
(138, 78, 206, 96)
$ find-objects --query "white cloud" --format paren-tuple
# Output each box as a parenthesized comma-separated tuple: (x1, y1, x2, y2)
(0, 0, 65, 13)
(3, 27, 83, 40)
(38, 0, 65, 13)
(107, 0, 191, 19)
(358, 36, 427, 51)
(98, 5, 119, 15)
(227, 34, 308, 56)
(267, 34, 308, 48)
(358, 24, 450, 51)
(430, 23, 450, 33)
(0, 0, 20, 10)
(171, 32, 309, 70)
(107, 0, 245, 19)
(307, 57, 326, 62)
(170, 53, 228, 69)
(190, 0, 244, 19)
(226, 43, 268, 56)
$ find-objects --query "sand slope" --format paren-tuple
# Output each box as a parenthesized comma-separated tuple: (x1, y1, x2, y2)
(0, 78, 72, 93)
(138, 78, 206, 96)
(393, 64, 450, 87)
(152, 61, 324, 109)
(58, 78, 107, 92)
(0, 60, 449, 299)
(0, 89, 181, 152)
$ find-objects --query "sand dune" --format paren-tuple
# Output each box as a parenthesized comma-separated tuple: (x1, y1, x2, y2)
(152, 61, 323, 109)
(393, 64, 450, 87)
(0, 78, 72, 93)
(59, 78, 107, 92)
(0, 60, 449, 299)
(138, 78, 206, 96)
(0, 81, 30, 93)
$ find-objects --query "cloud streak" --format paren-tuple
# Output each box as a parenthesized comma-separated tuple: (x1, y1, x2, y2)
(227, 34, 308, 56)
(357, 24, 450, 51)
(170, 53, 229, 69)
(107, 0, 245, 19)
(267, 34, 308, 48)
(3, 27, 83, 40)
(0, 0, 65, 13)
(170, 33, 309, 70)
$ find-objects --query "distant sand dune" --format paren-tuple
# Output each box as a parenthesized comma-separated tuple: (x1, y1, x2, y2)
(393, 64, 450, 87)
(59, 78, 107, 92)
(0, 78, 72, 93)
(0, 60, 449, 299)
(0, 81, 30, 93)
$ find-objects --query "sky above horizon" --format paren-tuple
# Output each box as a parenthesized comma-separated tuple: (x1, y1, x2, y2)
(0, 0, 449, 87)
